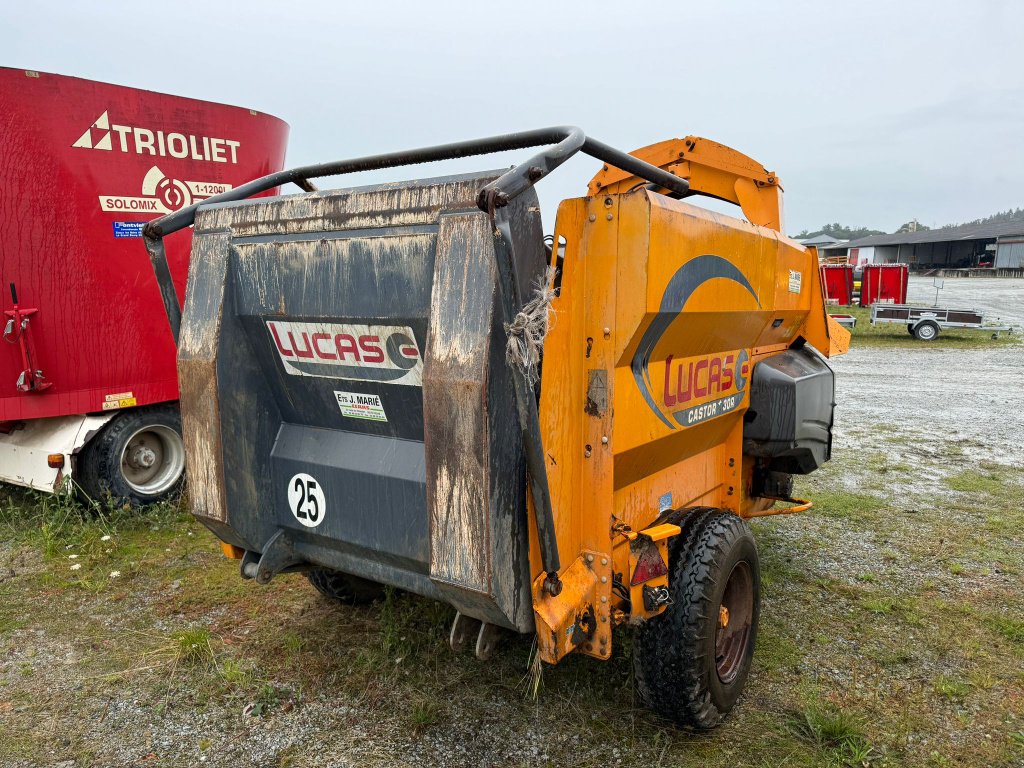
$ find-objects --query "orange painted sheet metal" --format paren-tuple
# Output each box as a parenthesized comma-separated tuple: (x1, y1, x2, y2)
(530, 150, 849, 660)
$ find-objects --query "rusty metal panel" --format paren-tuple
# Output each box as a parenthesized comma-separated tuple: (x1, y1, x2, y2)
(177, 228, 231, 527)
(424, 212, 496, 594)
(176, 172, 543, 631)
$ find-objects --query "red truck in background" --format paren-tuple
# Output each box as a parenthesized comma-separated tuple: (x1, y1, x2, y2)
(0, 68, 289, 503)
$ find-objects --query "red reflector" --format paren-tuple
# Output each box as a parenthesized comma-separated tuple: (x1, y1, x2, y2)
(47, 453, 65, 469)
(631, 542, 668, 585)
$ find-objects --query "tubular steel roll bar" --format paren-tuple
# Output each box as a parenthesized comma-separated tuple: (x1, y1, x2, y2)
(142, 126, 691, 597)
(143, 126, 690, 342)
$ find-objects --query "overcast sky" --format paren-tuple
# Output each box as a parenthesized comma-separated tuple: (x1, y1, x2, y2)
(5, 1, 1023, 235)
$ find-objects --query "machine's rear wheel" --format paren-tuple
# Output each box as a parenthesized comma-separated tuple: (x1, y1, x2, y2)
(633, 510, 760, 729)
(77, 404, 185, 506)
(306, 568, 385, 605)
(913, 321, 940, 341)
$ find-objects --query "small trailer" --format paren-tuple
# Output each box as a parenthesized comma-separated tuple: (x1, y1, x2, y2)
(871, 304, 1013, 341)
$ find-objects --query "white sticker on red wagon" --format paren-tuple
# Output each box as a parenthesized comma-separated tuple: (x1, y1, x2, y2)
(98, 166, 231, 215)
(72, 110, 242, 164)
(267, 320, 423, 386)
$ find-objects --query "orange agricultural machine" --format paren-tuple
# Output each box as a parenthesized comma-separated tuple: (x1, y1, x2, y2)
(145, 127, 849, 727)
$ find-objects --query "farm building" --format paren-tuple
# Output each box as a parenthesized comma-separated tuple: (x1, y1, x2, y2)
(819, 220, 1024, 271)
(797, 233, 848, 249)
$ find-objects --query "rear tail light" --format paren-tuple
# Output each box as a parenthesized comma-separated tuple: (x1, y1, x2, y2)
(631, 540, 668, 585)
(47, 453, 65, 469)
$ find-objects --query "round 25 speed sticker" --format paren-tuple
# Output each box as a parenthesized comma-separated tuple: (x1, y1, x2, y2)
(287, 473, 326, 528)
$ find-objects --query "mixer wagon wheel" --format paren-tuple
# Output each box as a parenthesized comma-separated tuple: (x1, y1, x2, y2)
(633, 510, 760, 730)
(77, 404, 185, 507)
(306, 568, 386, 605)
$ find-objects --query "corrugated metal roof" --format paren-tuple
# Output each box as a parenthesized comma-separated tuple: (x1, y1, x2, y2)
(798, 234, 846, 246)
(819, 219, 1024, 250)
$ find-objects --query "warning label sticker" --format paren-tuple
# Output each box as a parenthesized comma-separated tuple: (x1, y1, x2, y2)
(788, 269, 803, 294)
(101, 391, 137, 411)
(334, 391, 387, 422)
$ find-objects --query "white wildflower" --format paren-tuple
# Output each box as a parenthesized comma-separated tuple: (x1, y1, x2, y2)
(70, 563, 82, 571)
(109, 571, 121, 578)
(68, 554, 79, 560)
(101, 535, 112, 542)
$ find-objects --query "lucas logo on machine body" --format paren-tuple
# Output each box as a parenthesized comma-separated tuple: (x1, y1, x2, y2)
(267, 320, 423, 386)
(659, 349, 750, 428)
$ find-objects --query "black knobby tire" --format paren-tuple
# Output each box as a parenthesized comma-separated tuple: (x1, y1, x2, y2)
(633, 510, 761, 729)
(306, 568, 385, 605)
(77, 404, 185, 506)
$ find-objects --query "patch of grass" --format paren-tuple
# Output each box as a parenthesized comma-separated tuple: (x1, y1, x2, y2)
(933, 676, 972, 701)
(860, 596, 895, 615)
(867, 646, 914, 669)
(945, 469, 1007, 495)
(755, 623, 802, 671)
(281, 630, 306, 657)
(172, 627, 216, 666)
(985, 614, 1024, 645)
(968, 670, 998, 690)
(790, 704, 875, 765)
(861, 451, 912, 476)
(0, 485, 192, 594)
(217, 658, 252, 686)
(810, 489, 887, 523)
(239, 684, 297, 719)
(0, 607, 27, 635)
(408, 696, 442, 731)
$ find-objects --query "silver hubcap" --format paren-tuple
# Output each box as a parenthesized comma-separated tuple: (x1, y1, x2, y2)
(120, 425, 185, 496)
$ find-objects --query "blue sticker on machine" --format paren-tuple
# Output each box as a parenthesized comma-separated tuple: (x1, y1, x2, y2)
(113, 221, 145, 238)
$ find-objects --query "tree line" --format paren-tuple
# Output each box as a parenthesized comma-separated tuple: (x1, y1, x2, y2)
(794, 207, 1024, 241)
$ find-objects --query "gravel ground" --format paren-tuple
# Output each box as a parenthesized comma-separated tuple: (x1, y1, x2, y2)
(833, 277, 1024, 466)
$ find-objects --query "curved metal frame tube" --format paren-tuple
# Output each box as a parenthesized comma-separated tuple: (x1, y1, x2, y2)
(143, 126, 690, 340)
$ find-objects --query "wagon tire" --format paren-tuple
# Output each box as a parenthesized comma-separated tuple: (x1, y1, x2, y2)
(306, 568, 385, 605)
(77, 404, 185, 506)
(633, 510, 760, 730)
(907, 324, 915, 336)
(913, 321, 940, 341)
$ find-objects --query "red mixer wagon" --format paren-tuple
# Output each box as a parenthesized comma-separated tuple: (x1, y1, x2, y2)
(0, 68, 288, 501)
